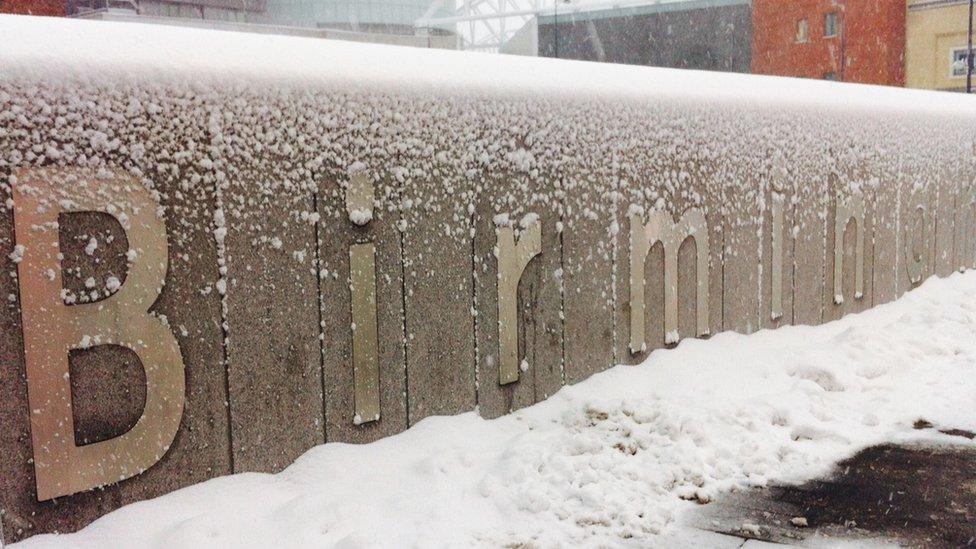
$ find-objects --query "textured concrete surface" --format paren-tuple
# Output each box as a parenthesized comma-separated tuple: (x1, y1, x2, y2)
(681, 154, 723, 344)
(791, 130, 829, 328)
(519, 197, 565, 407)
(720, 128, 762, 336)
(934, 164, 959, 278)
(721, 208, 762, 336)
(58, 212, 143, 446)
(560, 148, 615, 385)
(760, 152, 795, 330)
(219, 171, 324, 472)
(872, 152, 900, 308)
(400, 165, 477, 424)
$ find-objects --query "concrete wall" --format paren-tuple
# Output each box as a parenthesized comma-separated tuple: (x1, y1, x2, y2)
(0, 62, 975, 544)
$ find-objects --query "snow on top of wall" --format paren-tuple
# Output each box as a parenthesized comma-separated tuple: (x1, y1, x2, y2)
(2, 14, 975, 115)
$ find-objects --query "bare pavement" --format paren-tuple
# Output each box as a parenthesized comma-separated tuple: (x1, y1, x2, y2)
(683, 424, 976, 548)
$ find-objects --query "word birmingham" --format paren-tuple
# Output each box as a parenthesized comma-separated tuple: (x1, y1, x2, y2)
(12, 168, 888, 500)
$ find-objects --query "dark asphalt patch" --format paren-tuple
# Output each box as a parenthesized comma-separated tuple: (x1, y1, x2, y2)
(689, 438, 976, 547)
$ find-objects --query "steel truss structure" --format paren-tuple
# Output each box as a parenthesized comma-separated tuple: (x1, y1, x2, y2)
(417, 0, 548, 52)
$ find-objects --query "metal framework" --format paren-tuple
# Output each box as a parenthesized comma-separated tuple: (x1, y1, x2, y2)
(417, 0, 547, 52)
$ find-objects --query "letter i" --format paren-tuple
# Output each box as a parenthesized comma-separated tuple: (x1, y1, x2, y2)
(347, 170, 380, 425)
(770, 184, 784, 320)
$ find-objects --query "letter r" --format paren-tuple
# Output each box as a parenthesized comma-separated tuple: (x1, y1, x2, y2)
(12, 168, 185, 501)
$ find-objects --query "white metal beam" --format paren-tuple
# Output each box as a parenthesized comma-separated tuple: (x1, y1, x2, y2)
(417, 0, 547, 52)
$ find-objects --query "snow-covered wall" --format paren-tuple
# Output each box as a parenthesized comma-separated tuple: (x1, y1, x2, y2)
(1, 15, 975, 542)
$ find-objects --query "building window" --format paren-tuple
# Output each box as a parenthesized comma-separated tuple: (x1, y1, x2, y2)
(951, 47, 974, 78)
(825, 13, 838, 38)
(796, 19, 809, 43)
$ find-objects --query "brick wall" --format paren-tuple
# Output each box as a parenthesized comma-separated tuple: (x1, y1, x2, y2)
(753, 0, 906, 86)
(0, 0, 65, 16)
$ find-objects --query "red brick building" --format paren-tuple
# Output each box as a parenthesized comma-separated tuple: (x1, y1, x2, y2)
(753, 0, 906, 86)
(0, 0, 65, 16)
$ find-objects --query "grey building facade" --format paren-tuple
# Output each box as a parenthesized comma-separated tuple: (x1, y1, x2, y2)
(536, 0, 752, 73)
(263, 0, 456, 35)
(68, 0, 265, 21)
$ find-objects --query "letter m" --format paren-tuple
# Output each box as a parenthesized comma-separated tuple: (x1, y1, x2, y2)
(629, 207, 709, 354)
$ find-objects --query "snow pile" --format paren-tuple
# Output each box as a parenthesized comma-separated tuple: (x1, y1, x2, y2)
(16, 272, 976, 548)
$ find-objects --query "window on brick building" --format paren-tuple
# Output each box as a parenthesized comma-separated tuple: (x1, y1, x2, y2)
(796, 19, 809, 43)
(824, 13, 838, 38)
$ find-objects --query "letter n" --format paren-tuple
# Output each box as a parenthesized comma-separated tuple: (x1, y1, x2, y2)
(13, 168, 184, 500)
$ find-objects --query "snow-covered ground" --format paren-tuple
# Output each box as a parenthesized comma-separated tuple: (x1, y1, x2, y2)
(16, 272, 976, 548)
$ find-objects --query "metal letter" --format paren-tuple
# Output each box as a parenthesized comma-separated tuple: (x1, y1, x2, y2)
(346, 170, 374, 226)
(13, 168, 184, 501)
(904, 202, 928, 285)
(496, 218, 542, 385)
(770, 190, 785, 320)
(346, 170, 380, 424)
(349, 244, 380, 424)
(833, 194, 865, 304)
(630, 207, 709, 354)
(959, 187, 976, 272)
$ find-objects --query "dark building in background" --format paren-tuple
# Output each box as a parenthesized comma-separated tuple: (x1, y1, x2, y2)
(535, 0, 752, 73)
(752, 0, 906, 86)
(67, 0, 265, 21)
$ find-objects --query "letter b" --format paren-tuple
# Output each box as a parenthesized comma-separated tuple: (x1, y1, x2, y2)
(13, 168, 184, 501)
